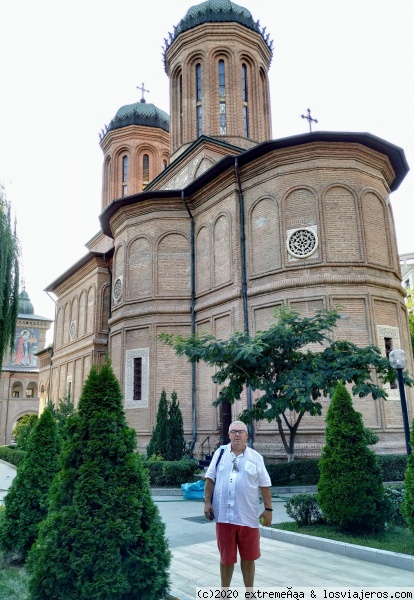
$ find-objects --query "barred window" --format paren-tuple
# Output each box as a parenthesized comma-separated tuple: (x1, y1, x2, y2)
(196, 63, 202, 137)
(133, 357, 142, 401)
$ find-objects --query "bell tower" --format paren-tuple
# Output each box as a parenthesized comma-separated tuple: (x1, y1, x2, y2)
(164, 0, 273, 159)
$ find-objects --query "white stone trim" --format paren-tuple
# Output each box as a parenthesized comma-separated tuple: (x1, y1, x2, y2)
(125, 348, 149, 409)
(286, 225, 319, 261)
(377, 325, 401, 400)
(113, 276, 123, 302)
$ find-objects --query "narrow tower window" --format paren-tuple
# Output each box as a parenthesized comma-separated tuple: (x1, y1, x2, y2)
(242, 64, 249, 137)
(133, 357, 142, 401)
(179, 74, 183, 145)
(384, 338, 398, 389)
(196, 63, 202, 137)
(218, 60, 226, 135)
(143, 154, 149, 189)
(122, 155, 128, 197)
(163, 160, 168, 170)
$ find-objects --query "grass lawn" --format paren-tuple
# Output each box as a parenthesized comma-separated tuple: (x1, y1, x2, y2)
(273, 522, 414, 555)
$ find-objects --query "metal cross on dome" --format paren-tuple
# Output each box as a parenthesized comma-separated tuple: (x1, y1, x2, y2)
(137, 82, 149, 103)
(301, 108, 318, 132)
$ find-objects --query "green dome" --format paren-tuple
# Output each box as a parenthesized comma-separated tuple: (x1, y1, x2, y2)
(105, 100, 169, 136)
(163, 0, 273, 70)
(18, 289, 34, 315)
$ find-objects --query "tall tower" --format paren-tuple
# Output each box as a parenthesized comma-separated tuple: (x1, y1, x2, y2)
(99, 99, 170, 210)
(164, 0, 273, 159)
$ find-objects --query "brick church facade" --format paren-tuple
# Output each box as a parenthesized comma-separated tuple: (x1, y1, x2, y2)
(39, 0, 413, 458)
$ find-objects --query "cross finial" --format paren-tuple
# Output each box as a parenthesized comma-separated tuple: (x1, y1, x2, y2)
(301, 108, 318, 132)
(137, 82, 149, 103)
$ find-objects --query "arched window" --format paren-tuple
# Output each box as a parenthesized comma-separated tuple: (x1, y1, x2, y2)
(218, 60, 226, 135)
(143, 154, 149, 189)
(242, 64, 249, 137)
(122, 155, 128, 197)
(179, 74, 183, 145)
(196, 63, 202, 137)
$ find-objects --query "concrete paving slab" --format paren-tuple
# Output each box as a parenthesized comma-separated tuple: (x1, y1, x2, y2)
(0, 459, 16, 503)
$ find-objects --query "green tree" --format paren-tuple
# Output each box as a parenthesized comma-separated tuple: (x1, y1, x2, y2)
(401, 421, 414, 532)
(12, 414, 38, 451)
(147, 389, 169, 459)
(166, 390, 185, 461)
(318, 382, 388, 533)
(47, 393, 76, 443)
(160, 308, 412, 461)
(0, 184, 19, 371)
(0, 408, 59, 560)
(27, 361, 170, 600)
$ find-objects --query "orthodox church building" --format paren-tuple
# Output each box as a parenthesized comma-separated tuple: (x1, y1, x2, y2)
(39, 0, 412, 458)
(0, 290, 52, 444)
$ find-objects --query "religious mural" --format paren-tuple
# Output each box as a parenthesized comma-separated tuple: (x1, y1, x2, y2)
(3, 327, 39, 368)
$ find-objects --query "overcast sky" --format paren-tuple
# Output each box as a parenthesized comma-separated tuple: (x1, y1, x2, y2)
(1, 0, 413, 340)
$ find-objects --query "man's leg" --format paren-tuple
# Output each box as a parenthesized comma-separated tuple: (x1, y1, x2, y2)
(240, 559, 255, 589)
(220, 562, 234, 588)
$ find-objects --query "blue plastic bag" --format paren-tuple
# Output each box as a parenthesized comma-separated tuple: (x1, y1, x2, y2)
(181, 479, 205, 500)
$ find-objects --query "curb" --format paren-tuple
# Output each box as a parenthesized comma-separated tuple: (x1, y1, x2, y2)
(260, 526, 414, 573)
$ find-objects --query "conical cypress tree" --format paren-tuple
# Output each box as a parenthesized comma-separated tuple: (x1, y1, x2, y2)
(318, 382, 388, 533)
(0, 407, 59, 560)
(27, 361, 171, 600)
(166, 390, 185, 461)
(146, 389, 169, 459)
(401, 421, 414, 532)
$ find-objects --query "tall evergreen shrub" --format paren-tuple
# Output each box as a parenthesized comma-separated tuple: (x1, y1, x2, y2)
(27, 361, 170, 600)
(147, 388, 169, 458)
(318, 382, 388, 533)
(0, 408, 59, 560)
(166, 390, 185, 460)
(401, 423, 414, 532)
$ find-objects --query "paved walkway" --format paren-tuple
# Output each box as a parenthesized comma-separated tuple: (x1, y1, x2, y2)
(154, 496, 414, 599)
(2, 462, 414, 598)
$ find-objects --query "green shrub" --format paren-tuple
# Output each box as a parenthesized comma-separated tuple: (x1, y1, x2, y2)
(0, 408, 60, 560)
(145, 457, 199, 486)
(27, 361, 170, 600)
(402, 423, 414, 533)
(147, 389, 169, 459)
(12, 415, 38, 451)
(166, 390, 185, 461)
(378, 454, 407, 481)
(318, 382, 388, 533)
(285, 493, 324, 526)
(383, 484, 405, 526)
(265, 459, 320, 486)
(0, 446, 26, 466)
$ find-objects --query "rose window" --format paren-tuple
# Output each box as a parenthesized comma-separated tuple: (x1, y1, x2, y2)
(113, 278, 123, 300)
(287, 228, 318, 258)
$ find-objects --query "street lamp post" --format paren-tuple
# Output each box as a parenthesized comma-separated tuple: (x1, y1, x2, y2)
(389, 349, 412, 455)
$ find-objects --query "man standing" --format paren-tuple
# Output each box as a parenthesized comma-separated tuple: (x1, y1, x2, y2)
(204, 421, 273, 590)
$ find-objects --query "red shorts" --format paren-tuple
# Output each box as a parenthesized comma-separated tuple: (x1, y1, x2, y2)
(216, 523, 260, 565)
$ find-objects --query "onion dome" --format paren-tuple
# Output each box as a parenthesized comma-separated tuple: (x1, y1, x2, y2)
(103, 99, 169, 139)
(163, 0, 273, 69)
(18, 289, 34, 315)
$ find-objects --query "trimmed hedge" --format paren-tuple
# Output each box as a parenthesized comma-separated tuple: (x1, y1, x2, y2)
(0, 446, 26, 466)
(265, 460, 320, 486)
(145, 457, 199, 487)
(265, 454, 407, 487)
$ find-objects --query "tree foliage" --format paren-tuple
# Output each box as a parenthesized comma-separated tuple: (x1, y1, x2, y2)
(27, 361, 171, 600)
(160, 308, 412, 460)
(318, 382, 388, 533)
(47, 393, 76, 443)
(166, 390, 186, 461)
(0, 408, 59, 560)
(401, 421, 414, 532)
(0, 184, 20, 370)
(12, 414, 38, 451)
(147, 389, 169, 459)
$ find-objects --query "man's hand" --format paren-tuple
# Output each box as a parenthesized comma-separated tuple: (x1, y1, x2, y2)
(259, 509, 272, 526)
(204, 501, 214, 521)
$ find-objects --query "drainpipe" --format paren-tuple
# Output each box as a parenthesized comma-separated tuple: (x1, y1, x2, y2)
(46, 291, 57, 406)
(181, 191, 197, 454)
(235, 158, 254, 447)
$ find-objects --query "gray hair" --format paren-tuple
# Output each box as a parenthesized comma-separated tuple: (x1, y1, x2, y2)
(229, 421, 248, 432)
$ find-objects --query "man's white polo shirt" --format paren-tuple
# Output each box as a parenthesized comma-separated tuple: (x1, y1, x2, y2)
(205, 444, 271, 529)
